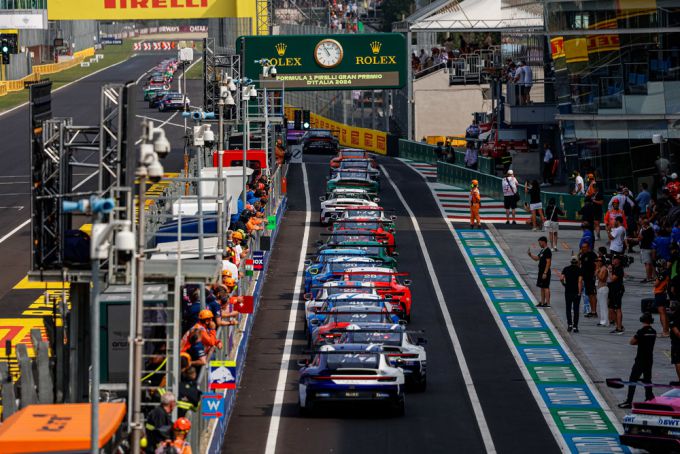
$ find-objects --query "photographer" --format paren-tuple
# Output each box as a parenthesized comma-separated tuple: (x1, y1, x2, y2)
(607, 216, 626, 255)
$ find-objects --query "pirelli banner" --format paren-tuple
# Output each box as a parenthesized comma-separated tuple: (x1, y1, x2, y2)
(239, 33, 406, 91)
(48, 0, 232, 20)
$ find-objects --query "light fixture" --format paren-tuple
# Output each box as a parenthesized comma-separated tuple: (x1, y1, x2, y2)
(226, 77, 237, 92)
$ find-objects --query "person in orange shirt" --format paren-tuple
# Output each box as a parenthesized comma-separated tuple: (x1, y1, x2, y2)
(156, 417, 193, 454)
(469, 179, 482, 228)
(180, 310, 222, 353)
(585, 174, 597, 197)
(275, 138, 286, 166)
(604, 199, 627, 229)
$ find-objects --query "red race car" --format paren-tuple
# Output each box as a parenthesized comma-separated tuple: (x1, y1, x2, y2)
(332, 220, 396, 255)
(310, 305, 395, 346)
(342, 267, 413, 322)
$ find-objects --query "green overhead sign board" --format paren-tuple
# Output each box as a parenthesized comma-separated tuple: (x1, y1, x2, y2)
(238, 33, 407, 91)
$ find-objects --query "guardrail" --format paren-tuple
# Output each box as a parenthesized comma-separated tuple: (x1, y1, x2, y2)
(437, 161, 607, 221)
(399, 139, 499, 173)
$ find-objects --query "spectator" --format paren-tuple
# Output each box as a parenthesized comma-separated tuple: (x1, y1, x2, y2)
(653, 259, 670, 336)
(591, 183, 605, 239)
(181, 309, 222, 353)
(571, 171, 585, 195)
(585, 173, 597, 197)
(525, 179, 545, 232)
(521, 60, 533, 104)
(156, 417, 193, 454)
(618, 312, 656, 408)
(608, 216, 626, 255)
(502, 169, 519, 225)
(144, 392, 176, 453)
(667, 172, 680, 200)
(560, 255, 583, 332)
(183, 330, 207, 369)
(636, 182, 652, 216)
(579, 222, 595, 251)
(513, 60, 525, 104)
(638, 217, 655, 283)
(653, 227, 672, 262)
(541, 144, 554, 186)
(670, 302, 680, 381)
(580, 241, 599, 319)
(465, 120, 480, 140)
(608, 255, 626, 334)
(544, 198, 564, 251)
(578, 196, 596, 235)
(596, 256, 610, 327)
(464, 142, 478, 170)
(528, 236, 552, 307)
(181, 289, 202, 335)
(605, 199, 627, 230)
(177, 367, 202, 418)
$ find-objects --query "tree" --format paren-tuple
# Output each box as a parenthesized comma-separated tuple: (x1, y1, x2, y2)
(381, 0, 414, 32)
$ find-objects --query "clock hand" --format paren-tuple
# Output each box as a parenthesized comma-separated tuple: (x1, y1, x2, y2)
(324, 45, 331, 57)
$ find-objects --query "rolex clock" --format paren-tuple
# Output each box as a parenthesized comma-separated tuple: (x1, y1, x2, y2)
(314, 38, 344, 69)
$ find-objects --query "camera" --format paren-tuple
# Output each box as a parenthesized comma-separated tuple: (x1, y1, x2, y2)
(153, 129, 171, 158)
(147, 159, 164, 183)
(115, 228, 135, 263)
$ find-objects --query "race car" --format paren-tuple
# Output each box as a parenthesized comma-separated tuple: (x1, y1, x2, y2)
(326, 170, 379, 196)
(297, 343, 405, 416)
(332, 222, 396, 255)
(343, 267, 412, 321)
(309, 305, 395, 347)
(319, 197, 380, 225)
(306, 293, 397, 339)
(304, 256, 383, 294)
(147, 90, 170, 108)
(338, 325, 427, 390)
(330, 149, 377, 169)
(318, 240, 397, 267)
(302, 129, 339, 154)
(143, 80, 170, 101)
(320, 188, 379, 204)
(158, 93, 190, 112)
(305, 280, 377, 305)
(339, 206, 396, 224)
(617, 386, 680, 452)
(330, 159, 381, 182)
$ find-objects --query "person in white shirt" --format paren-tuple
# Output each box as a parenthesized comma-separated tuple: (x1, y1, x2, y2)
(502, 169, 519, 224)
(608, 216, 626, 254)
(513, 63, 525, 105)
(521, 61, 533, 104)
(542, 144, 554, 186)
(572, 171, 585, 195)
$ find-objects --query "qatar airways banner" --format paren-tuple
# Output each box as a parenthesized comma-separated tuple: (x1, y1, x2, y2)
(48, 0, 230, 20)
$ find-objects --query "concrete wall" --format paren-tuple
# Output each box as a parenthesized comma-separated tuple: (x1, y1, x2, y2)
(413, 68, 491, 139)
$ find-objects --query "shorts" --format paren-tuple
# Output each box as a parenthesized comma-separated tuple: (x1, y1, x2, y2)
(584, 279, 596, 296)
(640, 249, 653, 265)
(529, 202, 543, 211)
(594, 211, 603, 221)
(536, 272, 551, 289)
(654, 292, 668, 308)
(543, 220, 559, 233)
(521, 85, 532, 96)
(672, 344, 680, 365)
(504, 195, 518, 209)
(608, 288, 623, 309)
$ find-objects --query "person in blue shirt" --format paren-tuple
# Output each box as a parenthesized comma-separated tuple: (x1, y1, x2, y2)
(579, 222, 594, 250)
(636, 182, 652, 216)
(653, 228, 673, 262)
(672, 221, 680, 246)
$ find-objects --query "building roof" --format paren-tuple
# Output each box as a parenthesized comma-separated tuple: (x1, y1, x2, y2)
(407, 0, 544, 32)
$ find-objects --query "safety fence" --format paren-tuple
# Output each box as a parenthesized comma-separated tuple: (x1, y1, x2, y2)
(437, 161, 605, 221)
(0, 47, 96, 97)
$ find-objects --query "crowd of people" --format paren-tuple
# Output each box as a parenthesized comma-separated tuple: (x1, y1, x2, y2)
(411, 34, 497, 74)
(328, 0, 360, 31)
(142, 171, 275, 453)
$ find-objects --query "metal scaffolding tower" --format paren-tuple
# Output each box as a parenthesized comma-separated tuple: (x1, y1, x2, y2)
(256, 0, 271, 35)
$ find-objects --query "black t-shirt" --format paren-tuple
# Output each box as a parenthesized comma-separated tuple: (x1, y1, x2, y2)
(640, 226, 655, 250)
(634, 325, 657, 364)
(538, 247, 552, 274)
(670, 311, 680, 347)
(529, 185, 541, 204)
(580, 251, 597, 279)
(592, 191, 604, 215)
(561, 265, 581, 293)
(609, 264, 625, 292)
(579, 203, 595, 225)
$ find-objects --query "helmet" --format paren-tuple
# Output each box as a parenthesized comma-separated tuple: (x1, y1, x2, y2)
(198, 309, 214, 320)
(471, 179, 478, 186)
(612, 199, 619, 205)
(221, 269, 232, 277)
(173, 417, 191, 432)
(233, 231, 243, 240)
(225, 278, 236, 287)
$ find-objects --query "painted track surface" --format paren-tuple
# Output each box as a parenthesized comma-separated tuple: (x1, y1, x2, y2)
(222, 155, 561, 453)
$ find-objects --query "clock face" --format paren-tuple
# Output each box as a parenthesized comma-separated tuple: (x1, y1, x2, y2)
(314, 39, 344, 69)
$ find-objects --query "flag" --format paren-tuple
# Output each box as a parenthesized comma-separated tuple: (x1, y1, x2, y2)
(234, 295, 254, 314)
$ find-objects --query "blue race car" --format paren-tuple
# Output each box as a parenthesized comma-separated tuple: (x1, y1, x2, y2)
(306, 293, 399, 338)
(309, 305, 395, 347)
(297, 343, 405, 417)
(305, 256, 381, 294)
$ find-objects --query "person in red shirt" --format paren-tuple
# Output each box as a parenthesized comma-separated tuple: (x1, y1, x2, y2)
(604, 199, 627, 230)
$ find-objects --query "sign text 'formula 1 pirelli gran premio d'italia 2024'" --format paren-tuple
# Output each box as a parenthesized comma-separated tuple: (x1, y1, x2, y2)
(238, 34, 407, 91)
(47, 0, 234, 20)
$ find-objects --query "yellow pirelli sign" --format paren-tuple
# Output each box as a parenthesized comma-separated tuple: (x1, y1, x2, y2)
(48, 0, 234, 20)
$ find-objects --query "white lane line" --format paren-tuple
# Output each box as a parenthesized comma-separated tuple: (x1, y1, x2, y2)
(0, 219, 30, 246)
(134, 111, 180, 145)
(135, 115, 186, 129)
(0, 55, 138, 118)
(135, 67, 153, 85)
(264, 163, 311, 454)
(379, 164, 497, 454)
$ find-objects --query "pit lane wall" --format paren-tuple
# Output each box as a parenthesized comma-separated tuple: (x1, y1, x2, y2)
(284, 106, 388, 155)
(397, 139, 603, 221)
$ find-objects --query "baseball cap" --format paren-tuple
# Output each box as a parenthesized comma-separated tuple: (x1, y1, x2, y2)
(571, 255, 578, 263)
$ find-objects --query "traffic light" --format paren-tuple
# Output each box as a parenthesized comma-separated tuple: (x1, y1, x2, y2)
(302, 110, 311, 129)
(0, 40, 9, 65)
(294, 109, 302, 130)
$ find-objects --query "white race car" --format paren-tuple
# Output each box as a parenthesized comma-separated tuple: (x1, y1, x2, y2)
(319, 198, 379, 225)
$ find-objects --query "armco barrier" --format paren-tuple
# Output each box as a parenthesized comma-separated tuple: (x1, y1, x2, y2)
(205, 195, 287, 453)
(437, 161, 608, 221)
(400, 139, 496, 174)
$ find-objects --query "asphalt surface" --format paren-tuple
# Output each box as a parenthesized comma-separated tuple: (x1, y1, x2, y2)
(222, 155, 561, 453)
(0, 51, 199, 312)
